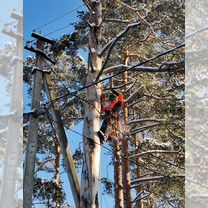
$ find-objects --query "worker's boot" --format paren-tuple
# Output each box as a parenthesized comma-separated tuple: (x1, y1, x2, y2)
(97, 130, 105, 144)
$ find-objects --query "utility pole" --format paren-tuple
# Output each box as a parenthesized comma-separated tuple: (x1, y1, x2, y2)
(24, 32, 80, 207)
(23, 38, 44, 208)
(122, 51, 132, 208)
(0, 10, 23, 207)
(43, 74, 80, 208)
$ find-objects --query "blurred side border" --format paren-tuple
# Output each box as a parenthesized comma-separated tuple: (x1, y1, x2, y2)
(0, 1, 23, 207)
(186, 0, 208, 207)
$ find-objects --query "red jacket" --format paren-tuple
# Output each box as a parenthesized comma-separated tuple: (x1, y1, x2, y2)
(101, 94, 124, 112)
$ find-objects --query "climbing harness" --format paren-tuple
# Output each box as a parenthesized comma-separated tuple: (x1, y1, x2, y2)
(98, 90, 124, 144)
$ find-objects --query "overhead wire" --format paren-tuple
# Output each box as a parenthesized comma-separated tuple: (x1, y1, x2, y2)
(26, 43, 185, 183)
(40, 43, 185, 110)
(24, 4, 84, 47)
(38, 60, 181, 172)
(33, 4, 84, 31)
(40, 55, 185, 171)
(23, 1, 186, 200)
(44, 25, 73, 37)
(45, 115, 184, 184)
(44, 91, 184, 175)
(40, 56, 102, 115)
(27, 80, 184, 187)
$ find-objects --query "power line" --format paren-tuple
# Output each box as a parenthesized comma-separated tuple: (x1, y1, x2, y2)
(46, 113, 114, 154)
(44, 25, 73, 37)
(42, 43, 184, 112)
(34, 43, 185, 174)
(41, 57, 101, 114)
(38, 64, 184, 173)
(41, 56, 185, 171)
(24, 5, 84, 54)
(45, 115, 184, 183)
(186, 25, 208, 39)
(25, 24, 72, 45)
(28, 78, 184, 184)
(34, 4, 84, 31)
(40, 46, 185, 171)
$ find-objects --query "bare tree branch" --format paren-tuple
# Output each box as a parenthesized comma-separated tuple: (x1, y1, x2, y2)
(99, 0, 117, 27)
(130, 121, 180, 135)
(125, 80, 137, 93)
(83, 0, 96, 24)
(34, 158, 56, 174)
(127, 97, 145, 108)
(132, 191, 149, 204)
(103, 60, 184, 75)
(131, 174, 185, 185)
(105, 81, 133, 90)
(120, 1, 174, 47)
(95, 22, 141, 81)
(105, 18, 131, 24)
(98, 22, 141, 57)
(125, 85, 144, 104)
(129, 149, 183, 159)
(128, 118, 166, 125)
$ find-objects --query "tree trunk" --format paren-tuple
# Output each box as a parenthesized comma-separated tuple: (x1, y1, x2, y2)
(133, 108, 142, 208)
(80, 1, 102, 208)
(122, 52, 132, 208)
(114, 125, 124, 208)
(111, 79, 124, 208)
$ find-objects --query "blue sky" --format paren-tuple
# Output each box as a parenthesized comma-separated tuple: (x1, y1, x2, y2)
(24, 0, 85, 45)
(24, 1, 115, 207)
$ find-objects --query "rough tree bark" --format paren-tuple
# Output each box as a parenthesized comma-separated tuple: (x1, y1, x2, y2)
(111, 79, 124, 208)
(114, 123, 124, 208)
(80, 1, 102, 208)
(122, 51, 132, 208)
(133, 108, 142, 208)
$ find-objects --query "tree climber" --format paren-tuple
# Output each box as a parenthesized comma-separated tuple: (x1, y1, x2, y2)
(98, 90, 124, 144)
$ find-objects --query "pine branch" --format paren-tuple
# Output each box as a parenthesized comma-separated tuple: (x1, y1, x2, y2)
(34, 159, 56, 174)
